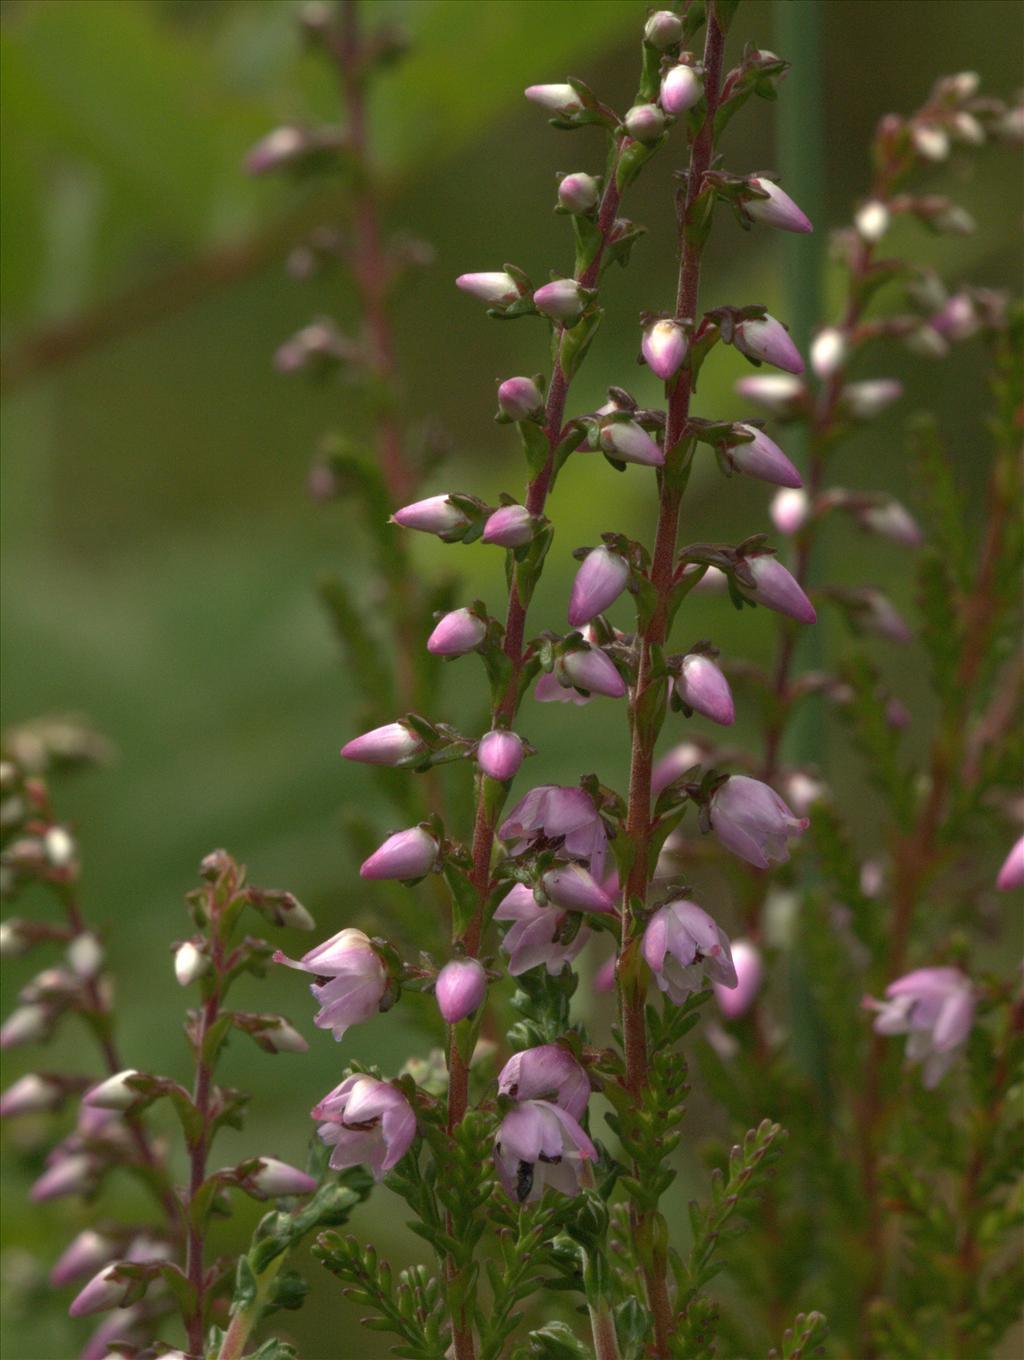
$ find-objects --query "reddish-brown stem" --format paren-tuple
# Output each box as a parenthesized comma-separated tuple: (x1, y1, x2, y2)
(618, 14, 726, 1353)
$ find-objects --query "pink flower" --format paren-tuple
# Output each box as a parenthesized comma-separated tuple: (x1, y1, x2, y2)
(456, 272, 519, 305)
(495, 1099, 596, 1201)
(725, 425, 803, 488)
(494, 884, 590, 976)
(865, 967, 975, 1087)
(860, 590, 912, 643)
(642, 319, 688, 381)
(498, 1045, 590, 1120)
(244, 125, 308, 176)
(51, 1230, 117, 1288)
(500, 785, 607, 877)
(598, 419, 664, 467)
(69, 1265, 131, 1318)
(313, 1075, 416, 1180)
(770, 488, 810, 536)
(645, 10, 683, 49)
(482, 505, 535, 547)
(996, 835, 1024, 891)
(714, 940, 763, 1019)
(660, 64, 703, 114)
(593, 955, 617, 993)
(31, 1151, 95, 1203)
(477, 730, 525, 780)
(643, 900, 737, 1003)
(533, 279, 588, 323)
(360, 826, 439, 881)
(435, 958, 487, 1023)
(676, 654, 735, 726)
(497, 376, 544, 421)
(541, 864, 616, 915)
(734, 315, 805, 375)
(341, 721, 424, 766)
(857, 500, 922, 547)
(710, 775, 809, 869)
(745, 178, 813, 233)
(558, 645, 627, 698)
(741, 555, 817, 624)
(568, 546, 630, 627)
(524, 84, 584, 115)
(250, 1157, 317, 1197)
(427, 608, 487, 656)
(558, 173, 599, 214)
(0, 1073, 63, 1118)
(275, 928, 387, 1040)
(652, 741, 708, 795)
(390, 495, 471, 539)
(624, 103, 666, 143)
(534, 669, 591, 706)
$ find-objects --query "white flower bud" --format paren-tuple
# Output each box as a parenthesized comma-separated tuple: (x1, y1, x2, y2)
(810, 328, 846, 379)
(854, 200, 890, 243)
(912, 123, 949, 161)
(68, 933, 104, 979)
(84, 1070, 139, 1111)
(174, 940, 210, 987)
(644, 10, 683, 49)
(44, 826, 76, 867)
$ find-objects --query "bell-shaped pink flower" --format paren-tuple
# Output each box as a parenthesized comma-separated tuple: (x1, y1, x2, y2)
(542, 864, 616, 915)
(435, 958, 487, 1023)
(710, 775, 809, 869)
(1, 1073, 63, 1118)
(643, 900, 737, 1004)
(770, 487, 810, 536)
(360, 827, 439, 881)
(743, 555, 817, 623)
(456, 272, 519, 306)
(341, 721, 424, 766)
(497, 376, 544, 421)
(652, 741, 707, 795)
(568, 546, 630, 627)
(735, 373, 805, 415)
(660, 63, 703, 114)
(734, 315, 805, 375)
(624, 103, 665, 143)
(495, 1099, 596, 1201)
(250, 1157, 317, 1197)
(676, 654, 735, 726)
(642, 318, 688, 381)
(482, 505, 535, 548)
(996, 835, 1024, 891)
(714, 940, 763, 1019)
(726, 425, 803, 488)
(477, 730, 525, 780)
(498, 1044, 590, 1120)
(598, 419, 664, 467)
(313, 1075, 416, 1180)
(500, 786, 607, 871)
(427, 608, 487, 656)
(533, 279, 587, 323)
(51, 1230, 116, 1288)
(495, 884, 590, 976)
(866, 967, 975, 1088)
(558, 646, 627, 698)
(534, 670, 591, 706)
(558, 173, 599, 214)
(745, 177, 813, 233)
(524, 84, 584, 115)
(390, 495, 470, 538)
(275, 927, 387, 1040)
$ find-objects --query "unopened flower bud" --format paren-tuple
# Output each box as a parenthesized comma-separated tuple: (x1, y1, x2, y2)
(734, 315, 805, 374)
(559, 647, 627, 698)
(782, 771, 827, 815)
(69, 1266, 131, 1318)
(427, 608, 487, 656)
(0, 1003, 49, 1048)
(44, 825, 76, 868)
(0, 920, 30, 958)
(524, 84, 584, 115)
(906, 325, 949, 359)
(858, 501, 923, 547)
(677, 655, 735, 726)
(360, 827, 439, 881)
(770, 487, 810, 535)
(913, 122, 951, 161)
(644, 9, 683, 48)
(84, 1070, 139, 1111)
(642, 319, 688, 381)
(743, 556, 817, 624)
(251, 1157, 317, 1197)
(810, 328, 846, 379)
(660, 64, 703, 115)
(745, 178, 813, 234)
(340, 722, 424, 767)
(456, 272, 519, 306)
(931, 292, 979, 341)
(541, 864, 616, 915)
(32, 1151, 95, 1202)
(854, 199, 890, 242)
(435, 958, 487, 1023)
(861, 590, 912, 643)
(715, 940, 763, 1019)
(67, 933, 103, 979)
(624, 103, 666, 143)
(245, 125, 307, 176)
(568, 546, 630, 627)
(726, 425, 803, 488)
(482, 505, 535, 548)
(497, 376, 544, 421)
(841, 379, 902, 419)
(261, 1019, 309, 1053)
(51, 1230, 116, 1287)
(951, 111, 984, 144)
(478, 731, 525, 781)
(735, 373, 805, 415)
(1, 1073, 63, 1118)
(533, 278, 588, 323)
(598, 419, 664, 467)
(557, 173, 599, 214)
(391, 494, 472, 538)
(996, 836, 1024, 891)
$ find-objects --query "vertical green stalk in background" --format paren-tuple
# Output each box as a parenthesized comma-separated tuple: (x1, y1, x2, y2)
(774, 0, 826, 765)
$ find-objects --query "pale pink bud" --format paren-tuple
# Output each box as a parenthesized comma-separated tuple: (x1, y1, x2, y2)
(534, 670, 592, 706)
(495, 1099, 596, 1201)
(174, 940, 210, 986)
(533, 279, 588, 323)
(32, 1151, 94, 1202)
(624, 103, 666, 143)
(0, 1003, 49, 1048)
(68, 933, 103, 979)
(652, 741, 707, 795)
(912, 122, 949, 161)
(735, 373, 805, 415)
(782, 771, 827, 816)
(498, 1044, 590, 1119)
(931, 292, 980, 342)
(427, 607, 487, 656)
(906, 324, 949, 358)
(78, 1306, 146, 1360)
(477, 731, 525, 780)
(558, 646, 627, 698)
(84, 1070, 139, 1111)
(51, 1230, 116, 1287)
(456, 271, 519, 305)
(360, 827, 439, 881)
(862, 590, 912, 643)
(482, 505, 535, 548)
(69, 1265, 131, 1318)
(541, 864, 615, 915)
(677, 655, 735, 726)
(391, 495, 471, 537)
(859, 501, 923, 547)
(558, 173, 599, 214)
(260, 1019, 309, 1053)
(435, 958, 487, 1023)
(497, 376, 545, 421)
(734, 315, 805, 375)
(951, 111, 984, 144)
(341, 721, 424, 766)
(743, 555, 817, 623)
(642, 319, 688, 381)
(44, 825, 76, 867)
(245, 125, 307, 175)
(841, 379, 902, 419)
(1, 1073, 63, 1117)
(524, 83, 584, 115)
(770, 487, 810, 535)
(854, 199, 890, 242)
(810, 328, 846, 379)
(598, 419, 664, 466)
(568, 547, 630, 627)
(643, 899, 737, 1003)
(727, 425, 802, 487)
(275, 927, 387, 1040)
(313, 1074, 416, 1180)
(746, 178, 813, 234)
(710, 775, 809, 869)
(251, 1157, 317, 1197)
(660, 64, 703, 115)
(644, 9, 683, 48)
(715, 939, 763, 1019)
(495, 884, 590, 976)
(996, 835, 1024, 891)
(867, 967, 974, 1087)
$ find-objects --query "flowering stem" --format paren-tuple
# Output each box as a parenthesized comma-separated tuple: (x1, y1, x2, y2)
(618, 11, 726, 1352)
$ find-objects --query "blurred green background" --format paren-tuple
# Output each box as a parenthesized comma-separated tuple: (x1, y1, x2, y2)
(1, 1, 1021, 1356)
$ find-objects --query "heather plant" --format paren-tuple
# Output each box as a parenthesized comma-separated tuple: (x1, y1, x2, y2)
(1, 3, 1022, 1360)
